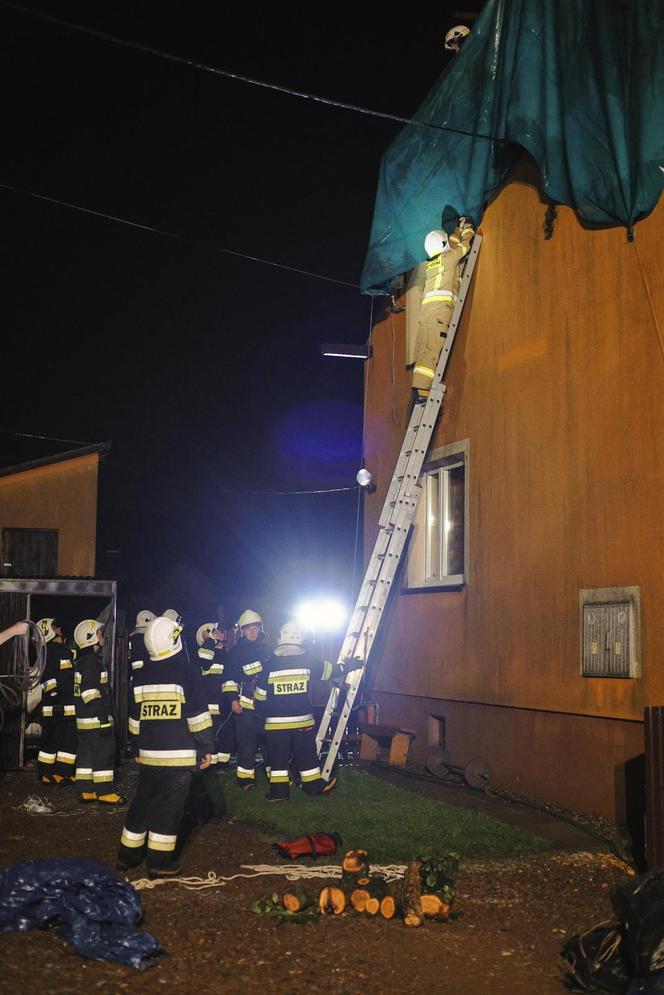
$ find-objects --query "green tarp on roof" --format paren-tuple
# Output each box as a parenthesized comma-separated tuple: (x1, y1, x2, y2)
(361, 0, 664, 293)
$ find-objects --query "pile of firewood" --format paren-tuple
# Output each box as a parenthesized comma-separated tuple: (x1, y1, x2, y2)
(280, 849, 458, 927)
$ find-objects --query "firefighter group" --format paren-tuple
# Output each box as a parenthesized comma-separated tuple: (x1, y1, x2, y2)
(32, 608, 360, 879)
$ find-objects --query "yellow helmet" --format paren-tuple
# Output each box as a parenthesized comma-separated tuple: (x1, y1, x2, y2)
(237, 609, 262, 629)
(135, 610, 156, 631)
(37, 618, 57, 643)
(74, 619, 103, 649)
(275, 620, 305, 657)
(196, 622, 219, 647)
(145, 616, 183, 661)
(424, 229, 450, 258)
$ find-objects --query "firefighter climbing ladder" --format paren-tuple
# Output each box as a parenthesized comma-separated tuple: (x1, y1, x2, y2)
(316, 236, 483, 781)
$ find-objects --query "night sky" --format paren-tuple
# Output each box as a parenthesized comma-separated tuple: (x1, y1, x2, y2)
(1, 1, 479, 622)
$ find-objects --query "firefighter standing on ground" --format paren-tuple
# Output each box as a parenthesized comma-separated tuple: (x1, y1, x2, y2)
(256, 620, 361, 801)
(35, 618, 77, 784)
(118, 615, 213, 878)
(412, 218, 475, 400)
(196, 622, 233, 767)
(73, 619, 124, 804)
(223, 610, 270, 789)
(129, 610, 156, 679)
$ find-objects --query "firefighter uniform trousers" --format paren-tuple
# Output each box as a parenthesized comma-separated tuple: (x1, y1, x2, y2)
(119, 651, 213, 872)
(75, 725, 116, 796)
(223, 635, 270, 785)
(119, 767, 193, 871)
(266, 727, 322, 800)
(412, 228, 473, 391)
(234, 709, 262, 784)
(198, 638, 234, 766)
(257, 652, 335, 800)
(74, 646, 119, 798)
(37, 642, 77, 779)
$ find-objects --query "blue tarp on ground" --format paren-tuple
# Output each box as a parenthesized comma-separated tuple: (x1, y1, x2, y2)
(0, 857, 164, 970)
(361, 0, 664, 292)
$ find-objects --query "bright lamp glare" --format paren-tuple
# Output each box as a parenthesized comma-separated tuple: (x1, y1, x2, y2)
(294, 597, 348, 633)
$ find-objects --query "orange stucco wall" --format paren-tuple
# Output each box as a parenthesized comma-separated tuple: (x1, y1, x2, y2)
(0, 454, 99, 576)
(363, 159, 664, 817)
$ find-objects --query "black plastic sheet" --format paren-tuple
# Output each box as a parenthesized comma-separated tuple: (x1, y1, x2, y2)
(0, 857, 164, 970)
(613, 871, 664, 977)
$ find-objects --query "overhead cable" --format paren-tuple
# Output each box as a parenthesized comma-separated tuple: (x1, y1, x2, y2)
(1, 1, 502, 144)
(0, 429, 96, 446)
(217, 485, 357, 496)
(0, 181, 360, 289)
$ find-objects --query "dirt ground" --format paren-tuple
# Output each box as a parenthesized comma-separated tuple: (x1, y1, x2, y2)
(0, 770, 633, 995)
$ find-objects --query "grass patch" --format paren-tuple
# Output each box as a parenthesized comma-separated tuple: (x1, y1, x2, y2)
(210, 768, 549, 862)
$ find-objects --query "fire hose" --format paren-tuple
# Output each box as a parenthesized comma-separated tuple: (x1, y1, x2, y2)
(0, 621, 46, 733)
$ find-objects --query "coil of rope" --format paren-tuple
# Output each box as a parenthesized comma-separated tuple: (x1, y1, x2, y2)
(0, 621, 46, 732)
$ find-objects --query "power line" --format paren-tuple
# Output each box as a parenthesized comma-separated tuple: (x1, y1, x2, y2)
(0, 180, 360, 289)
(0, 429, 95, 446)
(1, 1, 502, 144)
(217, 485, 357, 496)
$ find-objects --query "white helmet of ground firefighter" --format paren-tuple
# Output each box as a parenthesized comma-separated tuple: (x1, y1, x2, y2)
(444, 24, 470, 50)
(163, 608, 181, 622)
(196, 622, 219, 647)
(135, 610, 156, 630)
(424, 229, 450, 258)
(74, 619, 102, 649)
(144, 616, 182, 661)
(37, 618, 57, 643)
(237, 609, 262, 629)
(277, 620, 305, 649)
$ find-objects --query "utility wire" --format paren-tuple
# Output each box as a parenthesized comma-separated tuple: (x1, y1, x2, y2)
(0, 429, 95, 446)
(1, 1, 502, 144)
(0, 180, 360, 289)
(218, 485, 357, 496)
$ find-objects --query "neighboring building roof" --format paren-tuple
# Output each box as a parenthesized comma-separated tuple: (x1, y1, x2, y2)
(0, 443, 110, 480)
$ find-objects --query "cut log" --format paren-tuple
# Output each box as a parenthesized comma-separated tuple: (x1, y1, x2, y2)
(402, 859, 424, 928)
(365, 897, 380, 916)
(350, 888, 371, 913)
(341, 849, 370, 877)
(319, 885, 346, 915)
(420, 893, 451, 919)
(283, 887, 319, 912)
(380, 895, 397, 920)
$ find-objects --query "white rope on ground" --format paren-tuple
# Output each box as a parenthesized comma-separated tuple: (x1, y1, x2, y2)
(15, 795, 54, 814)
(131, 863, 407, 892)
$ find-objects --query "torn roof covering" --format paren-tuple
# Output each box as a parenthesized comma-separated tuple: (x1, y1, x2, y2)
(360, 0, 664, 294)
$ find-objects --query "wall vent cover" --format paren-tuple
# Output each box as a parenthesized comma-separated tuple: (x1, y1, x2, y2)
(580, 587, 641, 679)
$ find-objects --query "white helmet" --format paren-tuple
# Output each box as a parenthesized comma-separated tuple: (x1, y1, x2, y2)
(444, 24, 470, 51)
(144, 616, 183, 661)
(196, 622, 219, 647)
(275, 619, 306, 656)
(37, 618, 57, 643)
(74, 619, 103, 649)
(237, 609, 262, 630)
(163, 609, 181, 623)
(135, 609, 156, 631)
(424, 229, 450, 258)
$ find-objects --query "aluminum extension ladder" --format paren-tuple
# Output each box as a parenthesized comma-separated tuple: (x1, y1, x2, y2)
(316, 235, 483, 781)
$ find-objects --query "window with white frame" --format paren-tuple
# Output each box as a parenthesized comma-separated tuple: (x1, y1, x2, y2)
(405, 440, 468, 589)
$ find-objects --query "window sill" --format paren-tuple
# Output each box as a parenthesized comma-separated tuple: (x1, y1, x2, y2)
(402, 575, 466, 593)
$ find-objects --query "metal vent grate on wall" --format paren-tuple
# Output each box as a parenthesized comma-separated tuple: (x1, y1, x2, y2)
(580, 586, 641, 680)
(583, 603, 630, 677)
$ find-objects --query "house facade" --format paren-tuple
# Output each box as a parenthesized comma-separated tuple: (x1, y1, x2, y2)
(362, 158, 664, 821)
